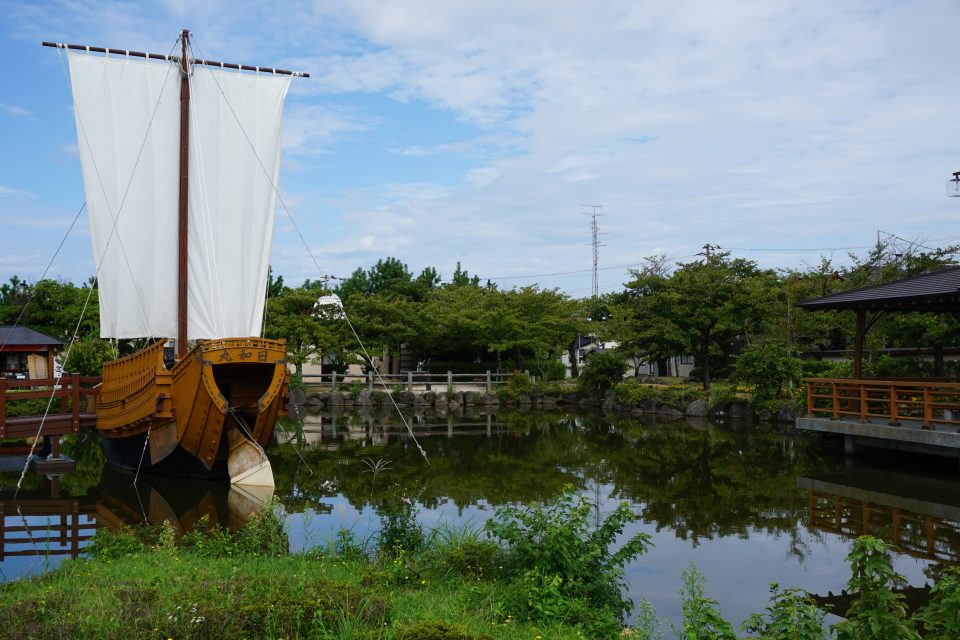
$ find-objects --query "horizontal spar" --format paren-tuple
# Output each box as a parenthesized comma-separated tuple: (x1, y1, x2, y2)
(41, 42, 310, 77)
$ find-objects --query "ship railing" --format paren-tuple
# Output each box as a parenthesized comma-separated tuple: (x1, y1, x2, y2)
(805, 377, 960, 429)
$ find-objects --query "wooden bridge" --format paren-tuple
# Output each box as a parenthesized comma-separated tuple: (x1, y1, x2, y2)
(0, 376, 100, 465)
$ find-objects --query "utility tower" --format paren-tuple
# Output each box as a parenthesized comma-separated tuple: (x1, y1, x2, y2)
(583, 204, 603, 298)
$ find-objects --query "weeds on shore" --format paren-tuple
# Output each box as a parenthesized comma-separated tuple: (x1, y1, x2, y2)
(4, 491, 960, 639)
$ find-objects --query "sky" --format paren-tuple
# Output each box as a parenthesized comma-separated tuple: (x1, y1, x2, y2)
(1, 0, 960, 298)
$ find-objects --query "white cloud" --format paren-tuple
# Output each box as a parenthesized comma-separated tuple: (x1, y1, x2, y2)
(0, 103, 31, 118)
(0, 184, 37, 198)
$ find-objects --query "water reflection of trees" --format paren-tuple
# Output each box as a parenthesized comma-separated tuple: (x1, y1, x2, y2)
(274, 409, 844, 544)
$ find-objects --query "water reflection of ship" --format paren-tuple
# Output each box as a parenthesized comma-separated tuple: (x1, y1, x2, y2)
(799, 466, 960, 563)
(93, 466, 273, 533)
(289, 408, 501, 451)
(0, 467, 272, 565)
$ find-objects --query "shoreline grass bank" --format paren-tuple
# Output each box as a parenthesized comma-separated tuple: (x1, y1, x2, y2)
(3, 489, 959, 639)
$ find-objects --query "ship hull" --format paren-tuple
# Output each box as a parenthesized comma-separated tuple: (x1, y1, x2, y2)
(98, 430, 229, 478)
(94, 338, 289, 480)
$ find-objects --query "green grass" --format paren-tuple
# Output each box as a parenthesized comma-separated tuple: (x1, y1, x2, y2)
(0, 522, 587, 640)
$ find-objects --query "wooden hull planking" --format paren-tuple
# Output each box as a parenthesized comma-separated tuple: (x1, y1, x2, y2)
(95, 338, 289, 475)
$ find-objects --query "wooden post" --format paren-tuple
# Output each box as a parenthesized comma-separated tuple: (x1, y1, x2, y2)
(831, 381, 840, 419)
(805, 380, 814, 416)
(71, 374, 80, 432)
(852, 309, 865, 380)
(0, 377, 5, 438)
(447, 371, 453, 394)
(486, 370, 491, 394)
(924, 386, 932, 429)
(890, 386, 899, 426)
(50, 434, 61, 459)
(859, 383, 867, 422)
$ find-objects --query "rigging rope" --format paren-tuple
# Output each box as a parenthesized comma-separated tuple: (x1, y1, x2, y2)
(189, 37, 430, 466)
(0, 201, 85, 353)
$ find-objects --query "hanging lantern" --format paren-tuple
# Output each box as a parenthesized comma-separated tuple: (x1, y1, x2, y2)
(948, 171, 960, 197)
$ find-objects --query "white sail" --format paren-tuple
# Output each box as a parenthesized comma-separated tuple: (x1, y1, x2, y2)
(67, 52, 291, 340)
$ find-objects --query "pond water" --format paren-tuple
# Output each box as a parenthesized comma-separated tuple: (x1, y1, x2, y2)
(2, 408, 959, 628)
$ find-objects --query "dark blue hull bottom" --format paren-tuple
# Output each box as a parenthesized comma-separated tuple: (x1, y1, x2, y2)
(99, 431, 229, 479)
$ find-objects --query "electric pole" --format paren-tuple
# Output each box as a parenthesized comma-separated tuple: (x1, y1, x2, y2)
(699, 243, 720, 258)
(583, 204, 603, 298)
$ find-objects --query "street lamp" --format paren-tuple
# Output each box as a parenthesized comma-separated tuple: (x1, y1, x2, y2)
(948, 171, 960, 197)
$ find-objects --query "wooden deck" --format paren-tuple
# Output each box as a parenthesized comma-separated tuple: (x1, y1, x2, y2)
(0, 376, 101, 461)
(798, 378, 960, 458)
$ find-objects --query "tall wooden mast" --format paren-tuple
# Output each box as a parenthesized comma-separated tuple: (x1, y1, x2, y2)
(176, 29, 190, 358)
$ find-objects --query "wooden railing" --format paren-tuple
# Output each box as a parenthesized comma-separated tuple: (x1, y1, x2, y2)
(303, 370, 517, 393)
(0, 375, 101, 440)
(805, 377, 960, 429)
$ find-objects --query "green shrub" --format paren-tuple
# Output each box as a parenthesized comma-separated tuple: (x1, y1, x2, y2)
(916, 567, 960, 639)
(496, 370, 534, 403)
(733, 340, 801, 407)
(395, 621, 491, 640)
(707, 383, 737, 409)
(577, 351, 628, 395)
(613, 379, 659, 405)
(484, 485, 651, 634)
(743, 582, 827, 639)
(800, 359, 851, 379)
(86, 527, 146, 559)
(676, 564, 737, 640)
(376, 485, 424, 555)
(63, 334, 118, 376)
(833, 536, 919, 640)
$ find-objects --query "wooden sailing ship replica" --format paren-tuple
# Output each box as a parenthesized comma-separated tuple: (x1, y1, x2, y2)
(45, 30, 305, 483)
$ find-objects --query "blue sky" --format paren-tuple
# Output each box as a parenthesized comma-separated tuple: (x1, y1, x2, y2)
(2, 0, 960, 297)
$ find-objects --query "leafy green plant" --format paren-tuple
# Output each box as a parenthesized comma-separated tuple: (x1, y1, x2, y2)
(484, 485, 651, 631)
(916, 567, 960, 639)
(676, 564, 737, 640)
(395, 620, 491, 640)
(62, 334, 118, 376)
(496, 370, 534, 402)
(833, 536, 919, 640)
(577, 351, 628, 395)
(376, 485, 424, 555)
(743, 582, 826, 639)
(733, 340, 800, 407)
(707, 383, 737, 409)
(613, 379, 660, 405)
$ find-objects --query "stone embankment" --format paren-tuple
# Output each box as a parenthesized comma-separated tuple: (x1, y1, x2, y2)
(291, 386, 799, 423)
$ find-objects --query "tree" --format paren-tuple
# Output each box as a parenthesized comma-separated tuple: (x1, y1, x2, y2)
(263, 286, 351, 380)
(622, 253, 777, 388)
(450, 261, 480, 287)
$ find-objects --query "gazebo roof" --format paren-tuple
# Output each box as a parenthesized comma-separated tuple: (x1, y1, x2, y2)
(795, 267, 960, 313)
(0, 326, 64, 348)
